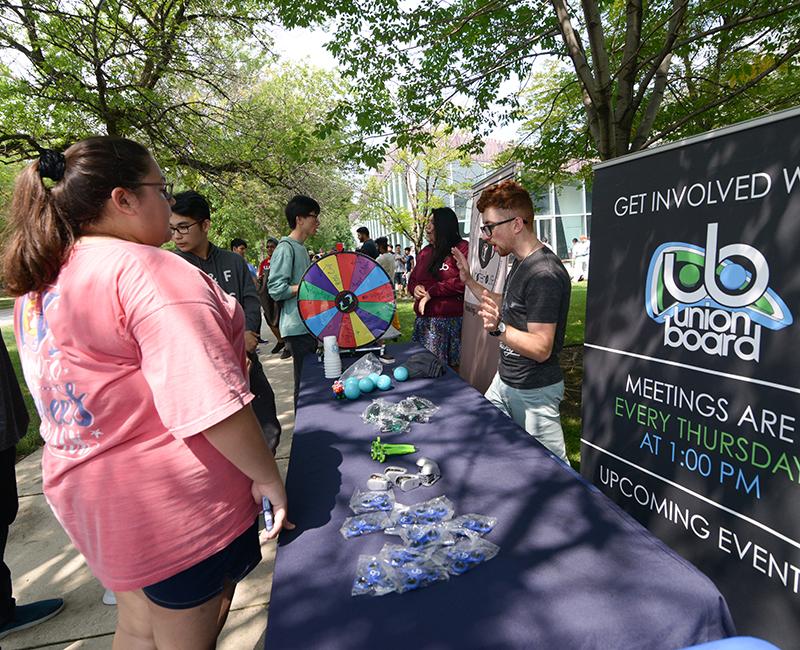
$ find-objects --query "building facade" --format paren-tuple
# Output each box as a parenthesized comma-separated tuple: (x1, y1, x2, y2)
(357, 145, 592, 260)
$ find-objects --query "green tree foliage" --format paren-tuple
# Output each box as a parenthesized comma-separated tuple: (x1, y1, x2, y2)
(271, 0, 800, 176)
(357, 134, 475, 251)
(0, 0, 269, 165)
(168, 65, 357, 256)
(0, 0, 356, 253)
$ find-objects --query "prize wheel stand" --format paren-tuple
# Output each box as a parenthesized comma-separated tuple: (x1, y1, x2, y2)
(297, 252, 397, 358)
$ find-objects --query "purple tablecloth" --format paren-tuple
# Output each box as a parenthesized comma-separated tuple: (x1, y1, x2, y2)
(265, 344, 735, 649)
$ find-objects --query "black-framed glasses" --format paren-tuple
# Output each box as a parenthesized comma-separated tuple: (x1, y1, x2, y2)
(169, 221, 200, 235)
(479, 216, 525, 237)
(132, 181, 174, 200)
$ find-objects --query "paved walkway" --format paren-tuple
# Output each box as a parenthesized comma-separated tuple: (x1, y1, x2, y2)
(2, 323, 296, 649)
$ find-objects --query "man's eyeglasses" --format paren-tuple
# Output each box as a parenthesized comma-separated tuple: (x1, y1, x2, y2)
(133, 181, 174, 200)
(479, 216, 526, 237)
(170, 221, 200, 235)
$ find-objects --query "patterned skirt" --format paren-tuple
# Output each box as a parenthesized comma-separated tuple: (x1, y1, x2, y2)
(412, 316, 463, 367)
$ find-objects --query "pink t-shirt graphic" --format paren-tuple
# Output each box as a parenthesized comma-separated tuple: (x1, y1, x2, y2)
(15, 238, 259, 591)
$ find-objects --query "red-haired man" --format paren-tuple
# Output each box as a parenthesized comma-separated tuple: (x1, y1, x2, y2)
(452, 180, 571, 463)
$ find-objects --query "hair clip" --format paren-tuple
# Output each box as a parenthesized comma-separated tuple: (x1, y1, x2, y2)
(38, 149, 66, 182)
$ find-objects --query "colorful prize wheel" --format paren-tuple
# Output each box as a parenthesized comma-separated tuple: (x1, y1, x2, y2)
(297, 252, 396, 348)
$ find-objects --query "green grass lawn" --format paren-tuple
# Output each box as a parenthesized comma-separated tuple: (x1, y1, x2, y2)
(0, 296, 15, 310)
(2, 327, 43, 459)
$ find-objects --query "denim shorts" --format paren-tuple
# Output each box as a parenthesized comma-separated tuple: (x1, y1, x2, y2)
(142, 521, 261, 610)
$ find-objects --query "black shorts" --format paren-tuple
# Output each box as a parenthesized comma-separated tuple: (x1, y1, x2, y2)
(142, 521, 261, 610)
(394, 272, 403, 284)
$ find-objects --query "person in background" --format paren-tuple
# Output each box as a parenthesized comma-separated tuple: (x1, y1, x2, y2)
(2, 137, 291, 648)
(572, 235, 590, 282)
(451, 179, 571, 463)
(403, 246, 415, 295)
(0, 339, 64, 641)
(407, 207, 469, 368)
(393, 246, 406, 294)
(375, 237, 396, 281)
(356, 226, 379, 259)
(268, 195, 321, 407)
(257, 237, 288, 357)
(569, 237, 579, 281)
(171, 191, 282, 454)
(231, 237, 258, 282)
(257, 238, 276, 278)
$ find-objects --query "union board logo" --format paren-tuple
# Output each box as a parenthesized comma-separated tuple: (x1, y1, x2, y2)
(645, 223, 792, 362)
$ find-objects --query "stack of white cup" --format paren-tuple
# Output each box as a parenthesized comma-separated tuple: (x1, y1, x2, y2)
(323, 335, 342, 378)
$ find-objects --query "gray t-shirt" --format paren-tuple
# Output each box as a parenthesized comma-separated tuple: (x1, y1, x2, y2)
(498, 247, 571, 389)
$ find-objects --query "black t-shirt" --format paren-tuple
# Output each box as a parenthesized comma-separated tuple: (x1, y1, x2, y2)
(360, 239, 379, 259)
(498, 247, 571, 389)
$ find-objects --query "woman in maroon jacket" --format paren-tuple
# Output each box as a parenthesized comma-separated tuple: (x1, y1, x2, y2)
(408, 207, 469, 367)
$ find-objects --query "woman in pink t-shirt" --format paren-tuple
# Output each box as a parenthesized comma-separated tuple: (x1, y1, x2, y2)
(2, 137, 292, 648)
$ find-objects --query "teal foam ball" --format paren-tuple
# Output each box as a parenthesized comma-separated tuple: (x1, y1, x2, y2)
(393, 366, 409, 382)
(344, 377, 360, 391)
(358, 377, 376, 393)
(368, 372, 381, 385)
(344, 384, 361, 400)
(376, 375, 392, 391)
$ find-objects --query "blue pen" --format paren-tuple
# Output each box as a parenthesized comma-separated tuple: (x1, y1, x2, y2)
(262, 496, 274, 531)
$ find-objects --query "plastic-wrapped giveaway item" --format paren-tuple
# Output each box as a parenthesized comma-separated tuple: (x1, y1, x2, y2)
(340, 511, 393, 539)
(352, 554, 396, 597)
(390, 496, 455, 528)
(379, 543, 434, 568)
(391, 556, 449, 593)
(449, 513, 497, 536)
(396, 523, 457, 548)
(340, 353, 383, 383)
(432, 537, 500, 576)
(349, 487, 395, 514)
(361, 399, 410, 434)
(396, 396, 439, 423)
(351, 548, 448, 597)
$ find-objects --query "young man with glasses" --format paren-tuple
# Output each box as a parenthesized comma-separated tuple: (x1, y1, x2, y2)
(268, 195, 321, 408)
(170, 190, 282, 454)
(451, 180, 571, 463)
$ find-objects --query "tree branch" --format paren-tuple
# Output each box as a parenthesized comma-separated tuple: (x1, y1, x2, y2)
(642, 41, 800, 148)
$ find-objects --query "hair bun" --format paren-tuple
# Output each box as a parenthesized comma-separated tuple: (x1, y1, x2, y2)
(38, 149, 66, 182)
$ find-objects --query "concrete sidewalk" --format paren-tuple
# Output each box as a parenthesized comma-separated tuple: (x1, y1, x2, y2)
(2, 327, 297, 649)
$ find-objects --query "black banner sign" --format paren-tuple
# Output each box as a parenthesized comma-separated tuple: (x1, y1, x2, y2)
(581, 110, 800, 647)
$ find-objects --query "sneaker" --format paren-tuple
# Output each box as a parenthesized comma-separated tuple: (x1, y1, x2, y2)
(0, 598, 65, 640)
(102, 589, 117, 606)
(280, 348, 292, 359)
(270, 341, 285, 354)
